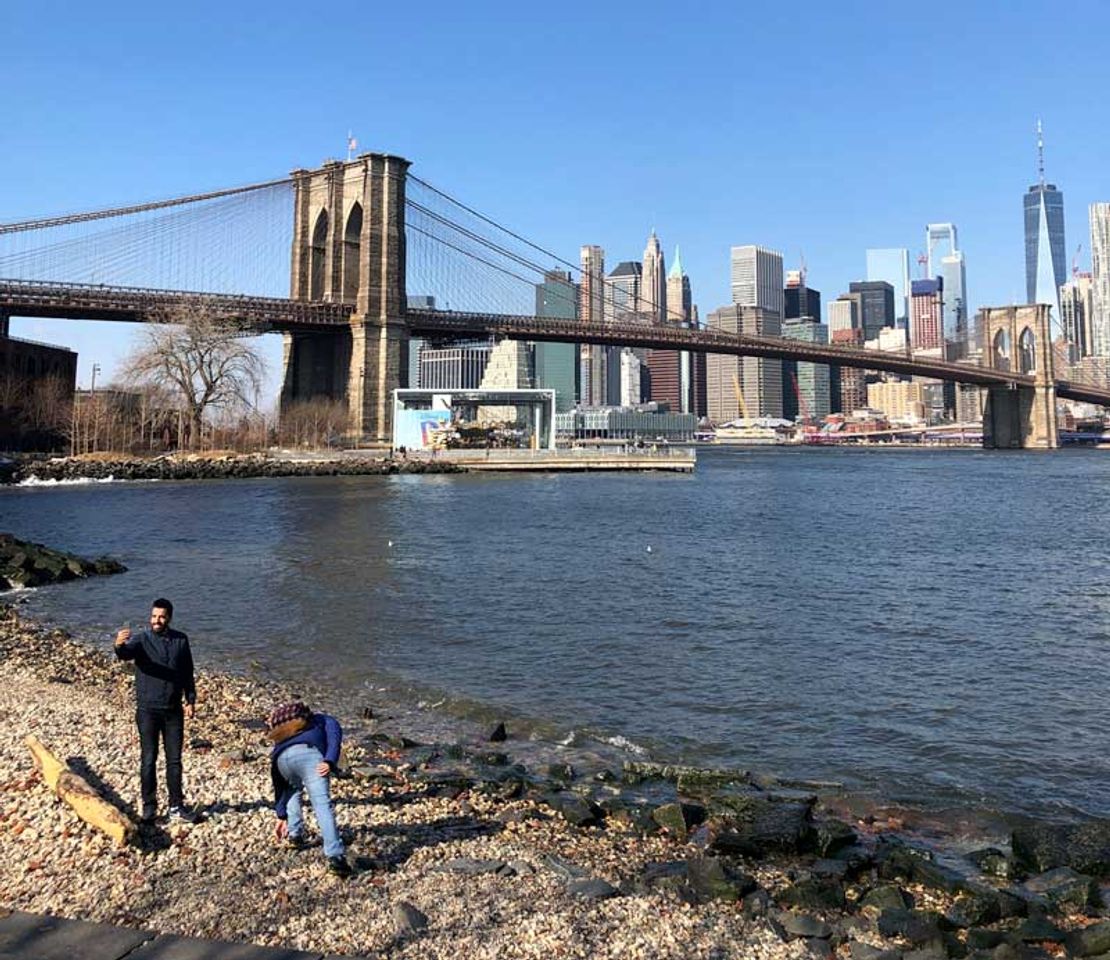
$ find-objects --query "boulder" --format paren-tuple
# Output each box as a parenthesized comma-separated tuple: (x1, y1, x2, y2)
(859, 885, 915, 912)
(703, 800, 815, 858)
(1066, 920, 1110, 957)
(542, 792, 601, 827)
(777, 911, 834, 940)
(684, 855, 756, 903)
(650, 801, 705, 839)
(1021, 866, 1099, 912)
(1012, 820, 1110, 877)
(814, 819, 858, 857)
(877, 909, 948, 944)
(780, 878, 847, 911)
(967, 847, 1014, 880)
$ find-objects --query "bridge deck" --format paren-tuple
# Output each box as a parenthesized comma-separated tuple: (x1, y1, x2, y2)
(2, 280, 1109, 405)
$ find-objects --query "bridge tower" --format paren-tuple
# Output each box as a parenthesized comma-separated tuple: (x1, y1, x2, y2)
(980, 304, 1059, 449)
(282, 153, 410, 444)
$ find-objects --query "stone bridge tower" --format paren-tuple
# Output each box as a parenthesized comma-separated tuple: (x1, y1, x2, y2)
(281, 154, 410, 444)
(980, 304, 1058, 449)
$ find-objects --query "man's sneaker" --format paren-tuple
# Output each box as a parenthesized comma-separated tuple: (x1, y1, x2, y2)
(327, 856, 352, 878)
(168, 806, 199, 824)
(287, 833, 308, 850)
(139, 809, 157, 825)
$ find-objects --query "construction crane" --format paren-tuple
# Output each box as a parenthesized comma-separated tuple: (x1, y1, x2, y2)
(916, 250, 929, 279)
(791, 371, 813, 426)
(1073, 243, 1083, 279)
(732, 371, 751, 422)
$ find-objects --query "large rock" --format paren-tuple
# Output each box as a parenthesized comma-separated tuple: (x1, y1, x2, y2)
(1012, 820, 1110, 877)
(684, 855, 756, 903)
(1021, 866, 1099, 912)
(701, 800, 815, 858)
(0, 534, 126, 591)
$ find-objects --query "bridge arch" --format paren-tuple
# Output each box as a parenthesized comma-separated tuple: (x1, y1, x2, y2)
(1018, 326, 1036, 374)
(342, 202, 362, 302)
(309, 209, 329, 300)
(992, 328, 1011, 371)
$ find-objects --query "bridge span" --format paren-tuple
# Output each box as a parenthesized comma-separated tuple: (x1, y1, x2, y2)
(3, 152, 1108, 448)
(4, 279, 1109, 411)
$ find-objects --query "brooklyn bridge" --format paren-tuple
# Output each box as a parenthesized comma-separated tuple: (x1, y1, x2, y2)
(2, 153, 1106, 448)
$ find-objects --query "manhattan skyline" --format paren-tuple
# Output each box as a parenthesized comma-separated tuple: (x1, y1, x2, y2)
(2, 0, 1109, 399)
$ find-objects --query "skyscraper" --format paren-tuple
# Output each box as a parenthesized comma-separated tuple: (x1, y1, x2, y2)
(730, 246, 784, 316)
(784, 271, 821, 323)
(910, 278, 944, 351)
(828, 297, 859, 335)
(848, 280, 895, 340)
(705, 304, 783, 420)
(648, 246, 692, 411)
(866, 249, 911, 327)
(782, 317, 830, 421)
(641, 231, 666, 323)
(1091, 202, 1110, 357)
(925, 223, 968, 343)
(606, 261, 643, 405)
(1059, 272, 1094, 361)
(534, 270, 580, 411)
(579, 245, 606, 405)
(1024, 122, 1066, 314)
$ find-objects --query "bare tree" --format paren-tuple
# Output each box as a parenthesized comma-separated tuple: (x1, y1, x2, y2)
(122, 308, 266, 450)
(277, 398, 349, 449)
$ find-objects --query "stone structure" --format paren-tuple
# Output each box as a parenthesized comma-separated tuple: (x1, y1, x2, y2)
(282, 154, 410, 443)
(981, 304, 1058, 448)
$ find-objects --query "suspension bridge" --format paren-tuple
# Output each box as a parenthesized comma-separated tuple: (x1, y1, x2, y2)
(2, 152, 1107, 448)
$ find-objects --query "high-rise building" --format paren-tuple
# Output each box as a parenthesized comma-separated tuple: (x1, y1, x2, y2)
(831, 328, 866, 413)
(605, 261, 643, 404)
(781, 317, 830, 422)
(1059, 273, 1094, 361)
(419, 341, 493, 389)
(1090, 202, 1110, 357)
(910, 278, 944, 351)
(866, 248, 911, 327)
(641, 231, 666, 323)
(579, 245, 606, 405)
(648, 246, 692, 411)
(405, 295, 436, 387)
(1025, 123, 1067, 313)
(784, 271, 821, 323)
(534, 270, 580, 411)
(606, 261, 642, 322)
(849, 280, 895, 340)
(925, 223, 968, 343)
(828, 297, 859, 334)
(705, 304, 783, 421)
(730, 245, 784, 316)
(666, 246, 692, 324)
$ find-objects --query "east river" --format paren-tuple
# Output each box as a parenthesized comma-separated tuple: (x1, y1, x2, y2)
(4, 446, 1110, 824)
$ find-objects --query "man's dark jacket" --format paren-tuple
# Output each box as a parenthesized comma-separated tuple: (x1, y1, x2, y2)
(114, 627, 196, 709)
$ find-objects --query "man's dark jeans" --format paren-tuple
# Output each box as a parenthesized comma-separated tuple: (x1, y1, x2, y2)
(136, 706, 184, 813)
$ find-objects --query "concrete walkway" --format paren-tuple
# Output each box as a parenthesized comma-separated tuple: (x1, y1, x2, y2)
(0, 910, 367, 960)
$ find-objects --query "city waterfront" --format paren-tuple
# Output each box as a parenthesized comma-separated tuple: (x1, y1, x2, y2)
(4, 446, 1110, 826)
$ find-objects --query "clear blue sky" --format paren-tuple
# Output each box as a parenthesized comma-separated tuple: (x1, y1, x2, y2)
(4, 0, 1109, 404)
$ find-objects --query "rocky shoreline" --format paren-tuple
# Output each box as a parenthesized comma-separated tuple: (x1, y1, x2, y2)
(0, 535, 126, 591)
(2, 608, 1110, 958)
(0, 453, 463, 484)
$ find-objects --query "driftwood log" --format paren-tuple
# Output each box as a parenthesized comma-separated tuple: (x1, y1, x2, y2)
(25, 734, 135, 846)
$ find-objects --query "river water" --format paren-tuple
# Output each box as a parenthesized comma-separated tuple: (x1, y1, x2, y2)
(4, 447, 1110, 824)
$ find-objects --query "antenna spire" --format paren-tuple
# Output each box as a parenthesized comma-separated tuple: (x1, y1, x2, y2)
(1036, 119, 1045, 187)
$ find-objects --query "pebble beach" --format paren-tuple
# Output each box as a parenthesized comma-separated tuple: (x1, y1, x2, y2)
(1, 603, 1107, 960)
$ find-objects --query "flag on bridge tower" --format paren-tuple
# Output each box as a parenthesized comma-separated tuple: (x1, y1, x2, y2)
(346, 132, 358, 161)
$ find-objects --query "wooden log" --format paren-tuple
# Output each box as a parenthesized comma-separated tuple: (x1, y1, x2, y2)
(25, 735, 135, 846)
